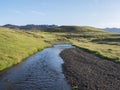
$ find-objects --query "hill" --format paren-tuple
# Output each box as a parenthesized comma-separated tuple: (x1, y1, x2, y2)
(0, 26, 120, 71)
(46, 26, 105, 32)
(2, 24, 58, 30)
(0, 27, 59, 70)
(46, 26, 120, 61)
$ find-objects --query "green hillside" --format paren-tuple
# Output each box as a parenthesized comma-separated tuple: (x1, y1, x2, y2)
(47, 26, 120, 61)
(0, 27, 58, 70)
(0, 26, 120, 71)
(47, 26, 106, 33)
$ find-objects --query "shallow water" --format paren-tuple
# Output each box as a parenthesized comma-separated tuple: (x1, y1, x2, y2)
(0, 44, 74, 90)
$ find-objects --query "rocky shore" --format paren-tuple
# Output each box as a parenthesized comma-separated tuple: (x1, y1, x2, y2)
(60, 48, 120, 90)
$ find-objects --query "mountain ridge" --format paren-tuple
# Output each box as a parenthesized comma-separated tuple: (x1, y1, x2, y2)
(1, 24, 120, 34)
(1, 24, 58, 30)
(104, 28, 120, 33)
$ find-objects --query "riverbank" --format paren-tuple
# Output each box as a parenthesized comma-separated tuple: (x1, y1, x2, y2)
(0, 28, 56, 71)
(60, 48, 120, 90)
(0, 44, 73, 90)
(1, 26, 120, 72)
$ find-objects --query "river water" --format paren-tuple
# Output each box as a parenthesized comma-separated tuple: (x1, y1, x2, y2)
(0, 44, 74, 90)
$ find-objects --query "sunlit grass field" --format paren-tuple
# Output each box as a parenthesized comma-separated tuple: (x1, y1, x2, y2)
(50, 26, 120, 62)
(0, 26, 120, 71)
(71, 41, 120, 61)
(0, 28, 60, 70)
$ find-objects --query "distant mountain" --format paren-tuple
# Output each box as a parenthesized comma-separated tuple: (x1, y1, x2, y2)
(2, 24, 20, 29)
(2, 24, 58, 30)
(2, 24, 120, 34)
(104, 28, 120, 33)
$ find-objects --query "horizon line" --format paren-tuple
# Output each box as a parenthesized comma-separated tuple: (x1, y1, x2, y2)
(1, 24, 120, 28)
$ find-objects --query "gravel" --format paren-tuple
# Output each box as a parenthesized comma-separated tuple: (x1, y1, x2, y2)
(60, 48, 120, 90)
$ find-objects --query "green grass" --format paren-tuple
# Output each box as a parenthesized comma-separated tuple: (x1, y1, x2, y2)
(0, 28, 60, 71)
(46, 26, 120, 62)
(72, 42, 120, 62)
(0, 26, 120, 71)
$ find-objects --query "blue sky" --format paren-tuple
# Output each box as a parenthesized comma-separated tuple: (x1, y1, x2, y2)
(0, 0, 120, 27)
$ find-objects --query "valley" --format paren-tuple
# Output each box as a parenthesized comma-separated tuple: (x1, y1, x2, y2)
(0, 26, 120, 90)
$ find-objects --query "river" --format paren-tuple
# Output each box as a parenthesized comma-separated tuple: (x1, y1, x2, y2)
(0, 44, 74, 90)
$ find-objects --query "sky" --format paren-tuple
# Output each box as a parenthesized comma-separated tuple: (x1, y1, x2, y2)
(0, 0, 120, 28)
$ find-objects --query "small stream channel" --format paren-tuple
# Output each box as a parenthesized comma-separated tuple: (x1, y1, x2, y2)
(0, 44, 74, 90)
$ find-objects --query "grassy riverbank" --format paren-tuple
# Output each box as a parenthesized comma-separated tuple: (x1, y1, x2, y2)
(47, 26, 120, 62)
(0, 26, 120, 71)
(0, 28, 59, 71)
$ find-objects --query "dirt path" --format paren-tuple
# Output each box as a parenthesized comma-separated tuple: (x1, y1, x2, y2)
(60, 48, 120, 90)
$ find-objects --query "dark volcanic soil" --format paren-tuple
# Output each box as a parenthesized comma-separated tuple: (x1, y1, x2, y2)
(60, 48, 120, 90)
